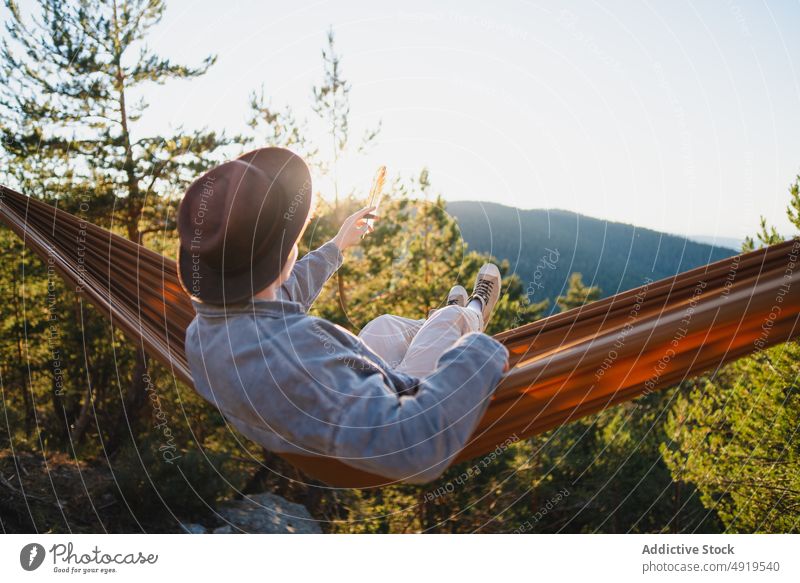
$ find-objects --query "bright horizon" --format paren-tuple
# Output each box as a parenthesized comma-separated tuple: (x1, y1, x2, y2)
(12, 0, 800, 242)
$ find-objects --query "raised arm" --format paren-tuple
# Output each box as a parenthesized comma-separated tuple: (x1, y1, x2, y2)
(277, 206, 376, 311)
(277, 240, 343, 310)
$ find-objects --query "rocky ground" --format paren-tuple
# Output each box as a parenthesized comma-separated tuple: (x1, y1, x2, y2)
(0, 450, 319, 534)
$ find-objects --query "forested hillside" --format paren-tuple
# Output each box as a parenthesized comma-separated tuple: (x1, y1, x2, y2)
(448, 202, 736, 311)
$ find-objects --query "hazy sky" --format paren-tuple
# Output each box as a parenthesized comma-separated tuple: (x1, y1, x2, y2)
(51, 1, 800, 239)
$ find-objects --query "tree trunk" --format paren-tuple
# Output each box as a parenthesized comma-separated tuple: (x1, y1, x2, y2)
(68, 296, 101, 445)
(10, 265, 34, 436)
(104, 349, 149, 455)
(111, 0, 142, 245)
(50, 374, 70, 445)
(105, 4, 146, 454)
(70, 384, 94, 446)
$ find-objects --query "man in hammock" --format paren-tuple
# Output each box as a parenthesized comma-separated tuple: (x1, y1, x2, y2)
(178, 147, 509, 483)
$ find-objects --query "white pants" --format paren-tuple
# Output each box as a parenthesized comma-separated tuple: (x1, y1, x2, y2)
(358, 305, 482, 378)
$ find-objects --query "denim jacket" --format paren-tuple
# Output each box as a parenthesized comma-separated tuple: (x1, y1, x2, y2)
(184, 241, 509, 483)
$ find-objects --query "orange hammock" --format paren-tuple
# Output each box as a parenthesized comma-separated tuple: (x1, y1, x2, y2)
(2, 184, 799, 488)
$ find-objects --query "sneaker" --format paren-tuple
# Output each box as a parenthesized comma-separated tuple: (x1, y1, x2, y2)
(446, 285, 468, 307)
(469, 263, 501, 328)
(427, 285, 469, 318)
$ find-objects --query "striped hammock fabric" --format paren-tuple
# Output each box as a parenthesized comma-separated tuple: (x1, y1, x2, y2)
(2, 184, 799, 488)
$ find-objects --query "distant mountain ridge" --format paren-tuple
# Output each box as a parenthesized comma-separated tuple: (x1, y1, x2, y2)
(685, 234, 742, 250)
(446, 201, 738, 312)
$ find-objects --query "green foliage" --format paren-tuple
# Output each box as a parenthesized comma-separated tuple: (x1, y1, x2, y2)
(0, 0, 235, 529)
(1, 0, 228, 240)
(663, 346, 800, 532)
(663, 174, 800, 533)
(113, 442, 249, 522)
(525, 391, 720, 534)
(557, 272, 601, 312)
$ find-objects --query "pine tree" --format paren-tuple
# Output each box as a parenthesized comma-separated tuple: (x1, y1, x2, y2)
(556, 272, 601, 312)
(1, 0, 227, 242)
(310, 28, 380, 209)
(0, 0, 229, 455)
